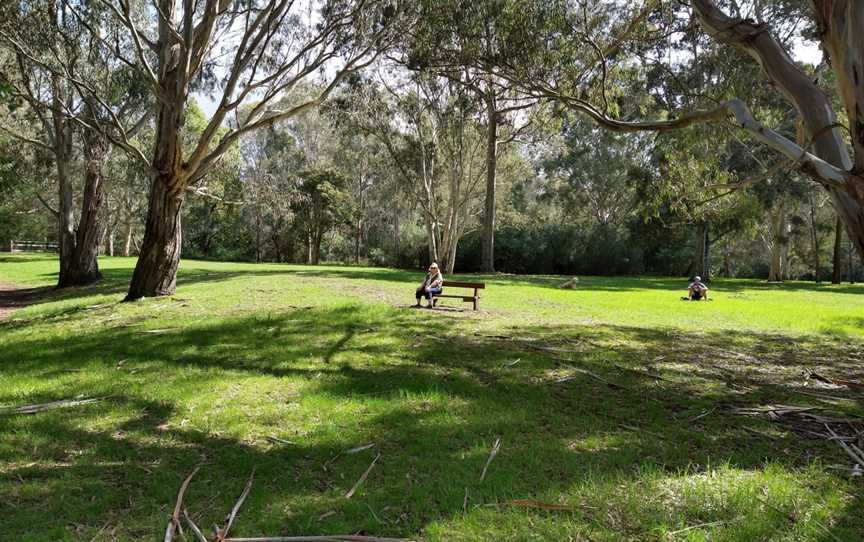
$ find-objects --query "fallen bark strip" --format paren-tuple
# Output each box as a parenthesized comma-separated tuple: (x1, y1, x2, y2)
(557, 363, 627, 390)
(825, 424, 864, 471)
(217, 470, 256, 541)
(480, 437, 501, 482)
(1, 396, 108, 415)
(165, 467, 200, 542)
(345, 453, 380, 499)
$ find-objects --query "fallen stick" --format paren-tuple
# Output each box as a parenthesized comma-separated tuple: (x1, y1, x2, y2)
(1, 396, 108, 415)
(183, 508, 209, 542)
(480, 437, 501, 482)
(558, 364, 626, 390)
(217, 469, 256, 541)
(165, 467, 200, 542)
(825, 424, 864, 471)
(345, 453, 380, 499)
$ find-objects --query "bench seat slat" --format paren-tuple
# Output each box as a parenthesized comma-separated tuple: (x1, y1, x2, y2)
(441, 280, 485, 289)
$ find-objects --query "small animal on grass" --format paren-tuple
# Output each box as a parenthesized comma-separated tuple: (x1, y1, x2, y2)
(559, 277, 579, 289)
(682, 275, 710, 301)
(415, 262, 443, 308)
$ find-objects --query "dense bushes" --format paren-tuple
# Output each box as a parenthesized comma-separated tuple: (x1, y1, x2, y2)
(456, 224, 647, 275)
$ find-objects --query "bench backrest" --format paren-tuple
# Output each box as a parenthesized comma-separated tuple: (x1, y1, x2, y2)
(442, 280, 485, 289)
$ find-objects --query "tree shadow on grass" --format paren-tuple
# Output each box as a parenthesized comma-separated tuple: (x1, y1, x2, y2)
(1, 305, 863, 540)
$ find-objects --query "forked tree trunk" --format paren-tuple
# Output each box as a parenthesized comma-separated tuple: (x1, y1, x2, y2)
(832, 216, 844, 284)
(124, 43, 188, 300)
(56, 110, 106, 287)
(480, 94, 498, 272)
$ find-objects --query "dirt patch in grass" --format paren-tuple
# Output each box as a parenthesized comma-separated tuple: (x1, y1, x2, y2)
(0, 283, 51, 320)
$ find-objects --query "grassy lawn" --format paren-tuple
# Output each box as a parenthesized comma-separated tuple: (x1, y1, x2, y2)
(1, 253, 863, 541)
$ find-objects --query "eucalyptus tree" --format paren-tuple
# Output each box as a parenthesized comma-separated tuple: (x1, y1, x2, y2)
(469, 0, 864, 261)
(0, 1, 147, 287)
(57, 0, 404, 299)
(401, 0, 540, 272)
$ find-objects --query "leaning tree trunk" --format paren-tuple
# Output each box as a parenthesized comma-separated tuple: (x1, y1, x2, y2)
(832, 216, 844, 284)
(61, 127, 108, 287)
(480, 94, 498, 272)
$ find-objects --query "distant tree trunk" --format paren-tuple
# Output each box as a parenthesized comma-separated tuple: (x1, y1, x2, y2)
(723, 241, 732, 277)
(106, 227, 114, 257)
(255, 213, 262, 263)
(768, 200, 786, 282)
(480, 93, 498, 273)
(312, 231, 322, 265)
(693, 221, 710, 280)
(832, 216, 844, 284)
(123, 220, 134, 257)
(809, 196, 821, 283)
(393, 203, 400, 265)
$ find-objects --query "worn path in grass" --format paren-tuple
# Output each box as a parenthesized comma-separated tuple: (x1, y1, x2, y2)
(1, 253, 863, 541)
(0, 282, 48, 320)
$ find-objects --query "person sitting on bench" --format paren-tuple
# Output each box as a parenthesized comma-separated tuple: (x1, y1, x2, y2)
(415, 262, 443, 307)
(687, 276, 709, 301)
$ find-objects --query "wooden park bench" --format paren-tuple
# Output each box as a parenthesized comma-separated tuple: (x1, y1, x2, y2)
(432, 280, 485, 311)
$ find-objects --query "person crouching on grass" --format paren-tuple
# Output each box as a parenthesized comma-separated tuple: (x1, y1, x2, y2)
(687, 275, 710, 301)
(415, 262, 443, 307)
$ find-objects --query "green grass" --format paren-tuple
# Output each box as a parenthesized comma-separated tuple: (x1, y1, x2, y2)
(1, 253, 862, 541)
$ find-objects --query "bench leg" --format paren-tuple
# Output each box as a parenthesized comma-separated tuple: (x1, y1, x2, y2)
(473, 297, 478, 311)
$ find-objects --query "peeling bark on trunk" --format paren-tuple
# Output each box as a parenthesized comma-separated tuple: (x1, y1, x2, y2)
(124, 32, 188, 300)
(126, 172, 184, 300)
(480, 94, 498, 272)
(56, 108, 107, 287)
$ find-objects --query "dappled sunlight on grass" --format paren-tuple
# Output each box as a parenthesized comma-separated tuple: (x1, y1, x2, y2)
(1, 254, 863, 540)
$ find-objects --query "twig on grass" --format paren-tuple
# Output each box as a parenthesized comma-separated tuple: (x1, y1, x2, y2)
(345, 453, 380, 499)
(184, 508, 209, 542)
(216, 469, 256, 541)
(480, 437, 501, 482)
(690, 406, 716, 422)
(1, 396, 108, 415)
(825, 424, 864, 471)
(165, 466, 200, 542)
(557, 363, 627, 390)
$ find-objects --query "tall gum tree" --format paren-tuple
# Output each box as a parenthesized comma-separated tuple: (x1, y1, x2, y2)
(67, 0, 404, 299)
(0, 2, 127, 287)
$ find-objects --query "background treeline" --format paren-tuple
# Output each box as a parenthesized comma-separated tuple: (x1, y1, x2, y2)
(2, 86, 861, 281)
(2, 0, 863, 283)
